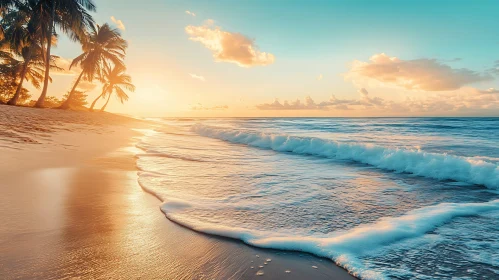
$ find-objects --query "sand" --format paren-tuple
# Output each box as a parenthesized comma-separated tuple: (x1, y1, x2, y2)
(0, 105, 356, 279)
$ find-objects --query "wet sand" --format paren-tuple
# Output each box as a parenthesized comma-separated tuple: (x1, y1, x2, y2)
(0, 105, 356, 279)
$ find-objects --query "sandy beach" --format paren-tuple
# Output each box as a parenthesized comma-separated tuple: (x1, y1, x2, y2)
(0, 105, 355, 279)
(2, 1, 498, 278)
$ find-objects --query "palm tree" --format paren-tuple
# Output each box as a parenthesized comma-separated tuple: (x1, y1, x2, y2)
(0, 0, 19, 46)
(34, 0, 96, 108)
(0, 48, 60, 103)
(97, 64, 135, 112)
(2, 1, 52, 105)
(88, 84, 106, 111)
(0, 0, 23, 38)
(59, 23, 127, 109)
(0, 51, 19, 94)
(0, 0, 20, 17)
(7, 46, 40, 105)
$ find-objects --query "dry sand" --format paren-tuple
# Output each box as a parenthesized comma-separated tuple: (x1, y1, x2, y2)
(0, 105, 356, 279)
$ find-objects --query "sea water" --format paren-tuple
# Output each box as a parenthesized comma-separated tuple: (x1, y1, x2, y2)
(136, 118, 499, 279)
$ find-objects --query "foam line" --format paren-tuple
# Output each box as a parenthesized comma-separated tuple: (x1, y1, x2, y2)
(156, 194, 499, 280)
(193, 124, 499, 189)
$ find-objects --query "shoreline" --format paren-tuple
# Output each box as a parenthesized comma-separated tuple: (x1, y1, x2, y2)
(0, 105, 356, 279)
(139, 181, 357, 279)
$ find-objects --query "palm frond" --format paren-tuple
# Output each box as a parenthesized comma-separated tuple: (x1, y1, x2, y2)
(114, 86, 129, 103)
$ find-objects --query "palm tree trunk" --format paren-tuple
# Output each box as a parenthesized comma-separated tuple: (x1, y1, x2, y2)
(89, 89, 105, 111)
(59, 70, 84, 109)
(34, 0, 55, 108)
(100, 92, 112, 112)
(7, 59, 30, 105)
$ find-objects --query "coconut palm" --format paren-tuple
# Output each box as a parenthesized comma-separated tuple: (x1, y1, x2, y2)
(0, 50, 19, 90)
(7, 46, 38, 105)
(34, 0, 96, 108)
(0, 48, 61, 103)
(59, 23, 127, 109)
(96, 64, 135, 112)
(0, 0, 20, 16)
(2, 1, 53, 105)
(1, 0, 24, 39)
(88, 83, 107, 111)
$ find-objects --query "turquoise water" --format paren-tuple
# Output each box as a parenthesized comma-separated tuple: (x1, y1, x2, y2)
(136, 118, 499, 279)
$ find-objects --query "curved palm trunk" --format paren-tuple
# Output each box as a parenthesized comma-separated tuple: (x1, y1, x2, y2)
(100, 92, 112, 112)
(59, 70, 84, 109)
(89, 89, 105, 111)
(7, 59, 30, 105)
(34, 0, 55, 108)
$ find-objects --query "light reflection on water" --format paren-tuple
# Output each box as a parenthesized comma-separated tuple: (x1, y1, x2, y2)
(137, 118, 499, 279)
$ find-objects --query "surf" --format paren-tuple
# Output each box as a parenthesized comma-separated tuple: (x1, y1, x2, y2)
(192, 124, 499, 190)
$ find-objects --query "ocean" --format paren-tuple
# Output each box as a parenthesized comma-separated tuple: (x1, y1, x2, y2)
(135, 118, 499, 279)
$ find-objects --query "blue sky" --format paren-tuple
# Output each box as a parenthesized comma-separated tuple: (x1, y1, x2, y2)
(45, 0, 499, 116)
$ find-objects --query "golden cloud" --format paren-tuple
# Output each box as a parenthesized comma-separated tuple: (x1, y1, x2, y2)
(345, 53, 491, 91)
(185, 24, 275, 67)
(256, 89, 384, 111)
(191, 103, 228, 110)
(52, 57, 81, 76)
(76, 81, 97, 92)
(111, 16, 125, 31)
(189, 73, 206, 81)
(256, 87, 499, 114)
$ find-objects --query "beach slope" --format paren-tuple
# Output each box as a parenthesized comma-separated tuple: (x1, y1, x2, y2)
(0, 105, 355, 279)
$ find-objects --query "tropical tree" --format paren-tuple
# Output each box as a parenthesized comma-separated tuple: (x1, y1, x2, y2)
(59, 23, 127, 109)
(28, 95, 60, 107)
(6, 46, 36, 105)
(88, 84, 107, 111)
(2, 0, 52, 105)
(0, 46, 61, 104)
(0, 0, 19, 52)
(97, 64, 135, 112)
(62, 90, 87, 108)
(0, 50, 27, 103)
(0, 0, 20, 17)
(34, 0, 96, 108)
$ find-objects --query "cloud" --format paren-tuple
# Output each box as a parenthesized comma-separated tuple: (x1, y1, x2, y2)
(110, 16, 125, 30)
(185, 10, 196, 17)
(317, 74, 323, 81)
(50, 57, 97, 91)
(256, 87, 499, 114)
(52, 57, 81, 75)
(76, 81, 97, 92)
(402, 87, 499, 113)
(185, 24, 275, 67)
(256, 88, 385, 111)
(256, 96, 323, 110)
(479, 88, 499, 94)
(204, 19, 215, 26)
(189, 73, 206, 81)
(191, 103, 228, 110)
(345, 53, 491, 91)
(489, 60, 499, 75)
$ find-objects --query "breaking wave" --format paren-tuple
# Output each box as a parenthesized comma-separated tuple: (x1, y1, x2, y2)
(138, 174, 499, 280)
(193, 124, 499, 189)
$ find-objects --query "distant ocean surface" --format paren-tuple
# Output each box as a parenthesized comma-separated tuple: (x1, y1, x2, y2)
(136, 118, 499, 279)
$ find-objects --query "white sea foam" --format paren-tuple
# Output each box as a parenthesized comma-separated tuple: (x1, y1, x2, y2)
(133, 120, 499, 279)
(192, 124, 499, 190)
(152, 192, 499, 280)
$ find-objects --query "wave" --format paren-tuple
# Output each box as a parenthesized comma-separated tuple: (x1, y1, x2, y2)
(135, 142, 207, 162)
(192, 124, 499, 190)
(141, 175, 498, 280)
(136, 152, 206, 162)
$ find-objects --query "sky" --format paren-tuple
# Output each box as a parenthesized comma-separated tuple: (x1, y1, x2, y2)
(33, 0, 499, 117)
